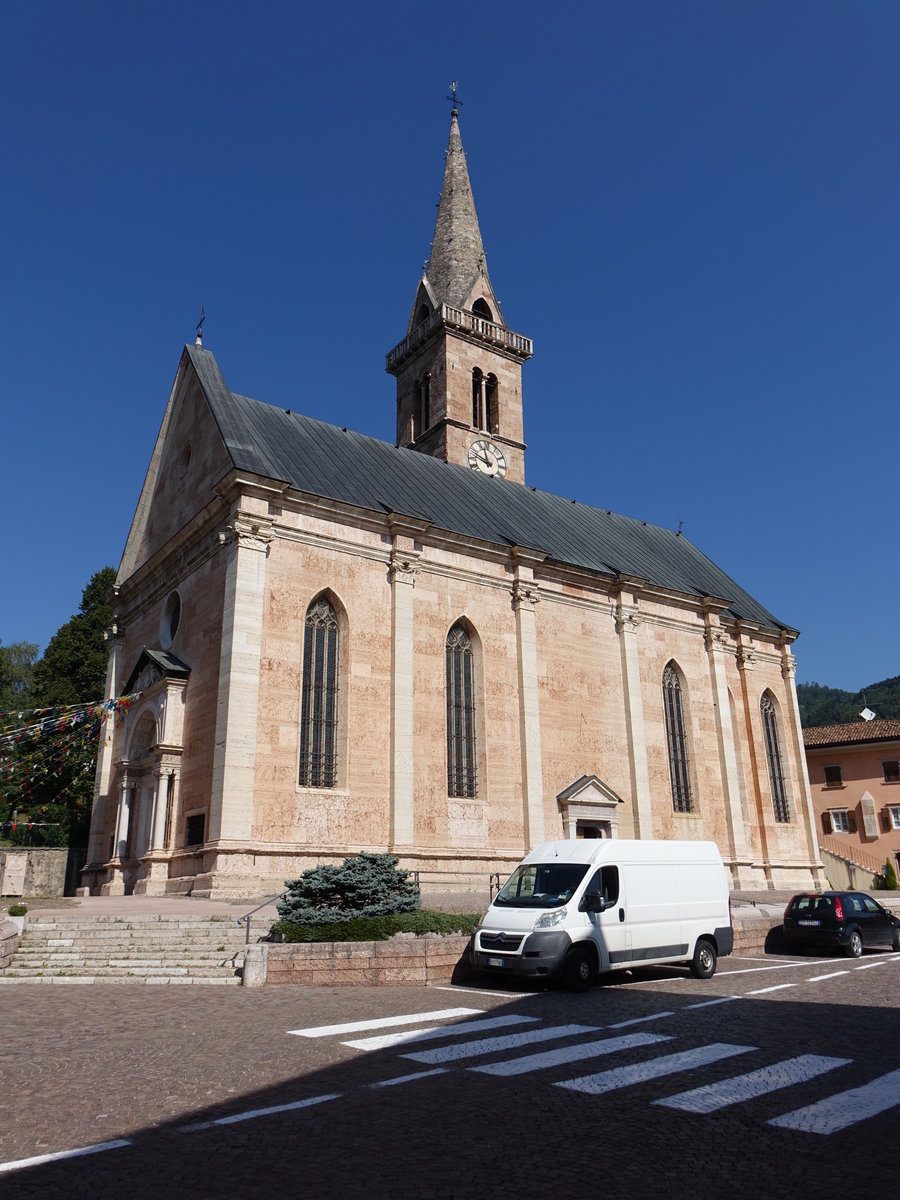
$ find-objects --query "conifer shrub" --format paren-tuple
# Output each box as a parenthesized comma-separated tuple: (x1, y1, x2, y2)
(880, 858, 898, 891)
(276, 852, 421, 928)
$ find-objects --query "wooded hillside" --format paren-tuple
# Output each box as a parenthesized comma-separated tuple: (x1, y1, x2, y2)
(797, 676, 900, 727)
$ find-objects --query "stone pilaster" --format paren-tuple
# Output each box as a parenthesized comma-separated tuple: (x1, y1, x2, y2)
(86, 624, 123, 867)
(736, 629, 773, 885)
(703, 608, 751, 876)
(209, 514, 273, 844)
(389, 531, 421, 848)
(781, 637, 825, 884)
(512, 552, 545, 848)
(615, 587, 654, 839)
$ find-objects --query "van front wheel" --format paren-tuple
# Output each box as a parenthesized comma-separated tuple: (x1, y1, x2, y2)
(563, 946, 595, 992)
(690, 938, 717, 979)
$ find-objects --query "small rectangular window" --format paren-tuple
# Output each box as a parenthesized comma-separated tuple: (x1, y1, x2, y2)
(823, 764, 843, 788)
(883, 760, 900, 784)
(889, 807, 900, 831)
(185, 813, 205, 846)
(830, 809, 850, 833)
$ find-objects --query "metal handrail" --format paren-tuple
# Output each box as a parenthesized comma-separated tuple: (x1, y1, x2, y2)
(237, 891, 286, 945)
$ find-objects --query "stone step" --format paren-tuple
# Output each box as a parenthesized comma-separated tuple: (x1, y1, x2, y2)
(0, 974, 242, 985)
(3, 963, 240, 977)
(13, 956, 241, 968)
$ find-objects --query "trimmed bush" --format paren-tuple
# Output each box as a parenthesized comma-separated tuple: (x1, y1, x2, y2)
(271, 908, 482, 943)
(276, 852, 421, 927)
(7, 904, 27, 917)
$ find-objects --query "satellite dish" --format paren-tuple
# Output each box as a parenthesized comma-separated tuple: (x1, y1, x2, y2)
(859, 706, 876, 722)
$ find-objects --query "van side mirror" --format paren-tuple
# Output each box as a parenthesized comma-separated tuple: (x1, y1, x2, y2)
(580, 891, 606, 914)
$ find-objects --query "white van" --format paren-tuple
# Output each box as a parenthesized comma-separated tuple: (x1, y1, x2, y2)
(473, 839, 733, 990)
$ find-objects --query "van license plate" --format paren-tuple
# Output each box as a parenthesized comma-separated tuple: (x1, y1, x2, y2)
(798, 919, 820, 926)
(487, 957, 506, 967)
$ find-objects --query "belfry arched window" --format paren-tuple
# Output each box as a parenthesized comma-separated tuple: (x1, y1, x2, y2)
(446, 624, 476, 798)
(472, 369, 485, 429)
(486, 373, 498, 434)
(299, 597, 339, 788)
(761, 692, 789, 823)
(662, 662, 693, 813)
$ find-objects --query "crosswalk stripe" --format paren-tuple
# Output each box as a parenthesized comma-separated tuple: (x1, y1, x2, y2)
(470, 1031, 671, 1077)
(403, 1023, 601, 1065)
(287, 1007, 480, 1038)
(556, 1042, 756, 1096)
(654, 1054, 851, 1113)
(344, 1014, 537, 1051)
(768, 1068, 900, 1134)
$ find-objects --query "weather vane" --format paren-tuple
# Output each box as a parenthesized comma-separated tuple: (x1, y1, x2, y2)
(447, 80, 463, 112)
(195, 305, 206, 347)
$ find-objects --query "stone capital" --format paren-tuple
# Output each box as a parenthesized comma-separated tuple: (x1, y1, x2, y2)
(218, 515, 274, 554)
(615, 609, 641, 635)
(390, 548, 420, 586)
(512, 580, 540, 612)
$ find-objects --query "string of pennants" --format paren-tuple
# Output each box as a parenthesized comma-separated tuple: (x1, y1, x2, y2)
(0, 694, 141, 806)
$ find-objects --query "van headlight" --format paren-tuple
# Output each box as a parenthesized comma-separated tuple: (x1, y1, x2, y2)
(534, 908, 567, 930)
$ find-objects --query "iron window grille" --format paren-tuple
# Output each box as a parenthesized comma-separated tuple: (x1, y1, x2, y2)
(662, 663, 693, 813)
(299, 597, 339, 788)
(761, 692, 790, 822)
(446, 624, 476, 798)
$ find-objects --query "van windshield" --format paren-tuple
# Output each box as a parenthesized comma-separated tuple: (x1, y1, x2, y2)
(494, 863, 589, 909)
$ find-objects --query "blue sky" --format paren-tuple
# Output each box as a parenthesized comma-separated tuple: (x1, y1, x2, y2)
(1, 1, 897, 693)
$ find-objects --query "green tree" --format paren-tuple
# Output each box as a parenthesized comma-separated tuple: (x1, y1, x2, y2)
(0, 640, 38, 713)
(1, 567, 115, 845)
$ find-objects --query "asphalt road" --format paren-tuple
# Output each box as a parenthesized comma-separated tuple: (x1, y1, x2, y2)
(1, 948, 898, 1198)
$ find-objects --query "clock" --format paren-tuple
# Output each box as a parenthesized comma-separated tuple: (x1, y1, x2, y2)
(467, 439, 508, 478)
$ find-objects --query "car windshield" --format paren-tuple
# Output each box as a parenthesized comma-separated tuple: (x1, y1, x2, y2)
(493, 863, 589, 909)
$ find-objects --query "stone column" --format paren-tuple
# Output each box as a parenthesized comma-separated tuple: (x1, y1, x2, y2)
(703, 607, 750, 873)
(210, 514, 273, 844)
(781, 638, 825, 885)
(513, 553, 546, 849)
(389, 532, 420, 848)
(164, 766, 181, 848)
(150, 767, 169, 850)
(86, 624, 123, 868)
(615, 587, 654, 839)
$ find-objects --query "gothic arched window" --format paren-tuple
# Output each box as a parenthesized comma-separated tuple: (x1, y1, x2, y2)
(662, 662, 693, 813)
(761, 692, 789, 823)
(472, 368, 484, 429)
(472, 297, 493, 322)
(299, 597, 339, 788)
(446, 623, 476, 798)
(486, 373, 499, 434)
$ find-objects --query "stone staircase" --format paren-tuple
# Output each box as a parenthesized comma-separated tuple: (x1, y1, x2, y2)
(0, 914, 246, 984)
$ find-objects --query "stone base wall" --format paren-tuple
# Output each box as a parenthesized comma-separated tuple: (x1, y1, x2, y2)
(0, 919, 22, 970)
(244, 934, 471, 987)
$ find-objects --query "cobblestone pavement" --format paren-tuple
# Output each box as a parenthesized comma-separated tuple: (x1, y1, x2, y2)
(1, 949, 898, 1198)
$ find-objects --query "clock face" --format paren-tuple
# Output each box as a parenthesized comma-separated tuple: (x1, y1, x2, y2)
(467, 439, 508, 477)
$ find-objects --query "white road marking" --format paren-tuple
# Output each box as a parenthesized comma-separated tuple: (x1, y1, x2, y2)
(287, 1007, 480, 1038)
(0, 1140, 132, 1175)
(556, 1043, 756, 1096)
(608, 1011, 674, 1029)
(344, 1014, 537, 1051)
(403, 1023, 601, 1065)
(470, 1032, 671, 1077)
(806, 971, 849, 982)
(654, 1055, 851, 1113)
(369, 1069, 449, 1088)
(181, 1093, 340, 1132)
(854, 961, 886, 970)
(685, 996, 741, 1010)
(769, 1068, 900, 1134)
(433, 985, 540, 999)
(745, 984, 796, 995)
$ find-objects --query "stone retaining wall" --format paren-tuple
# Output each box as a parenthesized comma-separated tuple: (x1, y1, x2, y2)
(0, 919, 22, 970)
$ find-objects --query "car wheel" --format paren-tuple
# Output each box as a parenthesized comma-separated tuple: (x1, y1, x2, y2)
(892, 929, 900, 953)
(563, 946, 594, 992)
(845, 930, 863, 959)
(690, 938, 717, 979)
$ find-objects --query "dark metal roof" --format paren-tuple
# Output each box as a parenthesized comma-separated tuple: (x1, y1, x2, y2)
(187, 344, 788, 631)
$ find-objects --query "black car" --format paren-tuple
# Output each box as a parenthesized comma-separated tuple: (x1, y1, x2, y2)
(783, 891, 900, 957)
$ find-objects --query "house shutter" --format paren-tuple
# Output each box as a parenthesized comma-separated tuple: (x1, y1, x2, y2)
(821, 811, 833, 835)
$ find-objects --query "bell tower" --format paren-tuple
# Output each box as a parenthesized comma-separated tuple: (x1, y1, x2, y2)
(386, 103, 532, 484)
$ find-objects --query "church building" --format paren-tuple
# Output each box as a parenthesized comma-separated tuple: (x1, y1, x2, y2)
(81, 107, 824, 899)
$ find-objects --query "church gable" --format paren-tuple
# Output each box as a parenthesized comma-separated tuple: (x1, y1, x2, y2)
(118, 347, 235, 583)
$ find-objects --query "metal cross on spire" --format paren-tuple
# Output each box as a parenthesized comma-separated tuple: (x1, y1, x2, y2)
(195, 305, 206, 346)
(446, 80, 463, 113)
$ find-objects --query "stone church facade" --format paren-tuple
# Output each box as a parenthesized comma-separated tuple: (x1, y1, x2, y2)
(81, 109, 824, 899)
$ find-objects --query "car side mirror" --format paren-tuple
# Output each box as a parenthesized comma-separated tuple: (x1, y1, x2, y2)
(580, 891, 606, 914)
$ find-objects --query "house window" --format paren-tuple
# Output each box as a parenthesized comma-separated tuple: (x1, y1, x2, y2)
(185, 813, 205, 846)
(883, 760, 900, 784)
(823, 764, 843, 788)
(888, 806, 900, 831)
(830, 809, 850, 834)
(446, 623, 476, 798)
(761, 692, 789, 823)
(299, 596, 339, 788)
(662, 663, 693, 814)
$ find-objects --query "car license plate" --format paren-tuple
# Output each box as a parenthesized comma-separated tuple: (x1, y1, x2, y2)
(798, 919, 820, 926)
(487, 956, 506, 967)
